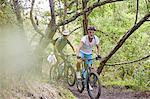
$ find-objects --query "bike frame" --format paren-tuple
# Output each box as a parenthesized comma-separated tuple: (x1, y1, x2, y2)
(81, 57, 99, 86)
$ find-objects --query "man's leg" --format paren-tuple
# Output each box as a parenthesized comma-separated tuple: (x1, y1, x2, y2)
(59, 52, 69, 78)
(76, 51, 84, 79)
(76, 61, 81, 79)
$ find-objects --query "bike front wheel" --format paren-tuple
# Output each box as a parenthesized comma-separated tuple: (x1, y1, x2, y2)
(87, 72, 101, 99)
(49, 65, 59, 81)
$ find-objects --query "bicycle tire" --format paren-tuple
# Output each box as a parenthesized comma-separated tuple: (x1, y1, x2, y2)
(67, 66, 76, 86)
(76, 78, 84, 93)
(87, 72, 101, 99)
(50, 66, 58, 81)
(76, 71, 85, 93)
(49, 62, 64, 81)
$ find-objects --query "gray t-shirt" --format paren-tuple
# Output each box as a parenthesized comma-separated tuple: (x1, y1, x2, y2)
(80, 35, 100, 54)
(55, 36, 73, 53)
(55, 36, 68, 52)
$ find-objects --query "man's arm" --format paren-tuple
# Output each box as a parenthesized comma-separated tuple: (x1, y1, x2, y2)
(96, 44, 100, 55)
(67, 40, 75, 52)
(76, 41, 83, 56)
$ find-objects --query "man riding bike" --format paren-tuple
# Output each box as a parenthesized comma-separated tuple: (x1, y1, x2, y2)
(76, 26, 101, 90)
(54, 30, 75, 65)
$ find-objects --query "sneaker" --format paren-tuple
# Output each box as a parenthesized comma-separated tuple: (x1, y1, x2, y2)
(89, 84, 93, 91)
(76, 72, 81, 79)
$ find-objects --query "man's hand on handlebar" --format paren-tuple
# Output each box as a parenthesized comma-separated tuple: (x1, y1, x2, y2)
(77, 56, 81, 59)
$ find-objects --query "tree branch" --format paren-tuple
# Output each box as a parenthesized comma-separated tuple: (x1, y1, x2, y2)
(49, 0, 56, 25)
(97, 12, 150, 74)
(30, 0, 45, 37)
(13, 0, 23, 29)
(106, 54, 150, 66)
(134, 0, 139, 24)
(62, 0, 67, 30)
(82, 0, 88, 35)
(45, 0, 57, 39)
(57, 0, 125, 26)
(68, 0, 75, 8)
(70, 26, 82, 34)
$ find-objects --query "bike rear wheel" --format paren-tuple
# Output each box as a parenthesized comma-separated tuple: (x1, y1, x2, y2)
(87, 72, 101, 99)
(67, 66, 76, 86)
(49, 62, 64, 81)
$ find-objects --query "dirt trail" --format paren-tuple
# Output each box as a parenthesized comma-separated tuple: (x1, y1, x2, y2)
(68, 85, 150, 99)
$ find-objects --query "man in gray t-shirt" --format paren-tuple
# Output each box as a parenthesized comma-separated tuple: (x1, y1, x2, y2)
(54, 30, 75, 61)
(76, 26, 101, 79)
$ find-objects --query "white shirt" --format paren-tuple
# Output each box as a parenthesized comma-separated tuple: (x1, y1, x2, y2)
(47, 54, 57, 65)
(80, 35, 100, 54)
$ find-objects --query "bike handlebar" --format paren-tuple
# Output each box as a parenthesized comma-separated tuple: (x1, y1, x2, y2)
(79, 57, 101, 61)
(66, 54, 76, 57)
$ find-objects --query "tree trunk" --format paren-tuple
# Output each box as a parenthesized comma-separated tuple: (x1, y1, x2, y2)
(32, 0, 57, 75)
(82, 0, 88, 35)
(13, 0, 23, 29)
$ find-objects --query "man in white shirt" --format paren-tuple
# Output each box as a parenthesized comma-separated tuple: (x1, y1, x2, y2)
(76, 26, 101, 79)
(47, 53, 57, 65)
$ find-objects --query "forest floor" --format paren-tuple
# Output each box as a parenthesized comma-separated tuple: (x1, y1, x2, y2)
(1, 80, 150, 99)
(68, 85, 150, 99)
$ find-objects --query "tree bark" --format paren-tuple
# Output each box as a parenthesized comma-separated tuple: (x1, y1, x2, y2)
(13, 0, 23, 29)
(30, 0, 45, 37)
(45, 0, 56, 39)
(32, 0, 57, 74)
(82, 0, 88, 35)
(134, 0, 139, 24)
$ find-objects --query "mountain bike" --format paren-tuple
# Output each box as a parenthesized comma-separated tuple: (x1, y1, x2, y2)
(49, 54, 76, 86)
(76, 56, 101, 99)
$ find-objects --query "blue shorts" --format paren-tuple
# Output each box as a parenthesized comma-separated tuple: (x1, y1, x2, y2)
(79, 51, 92, 67)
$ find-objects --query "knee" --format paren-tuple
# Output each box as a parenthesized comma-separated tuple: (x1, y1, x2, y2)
(77, 59, 82, 63)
